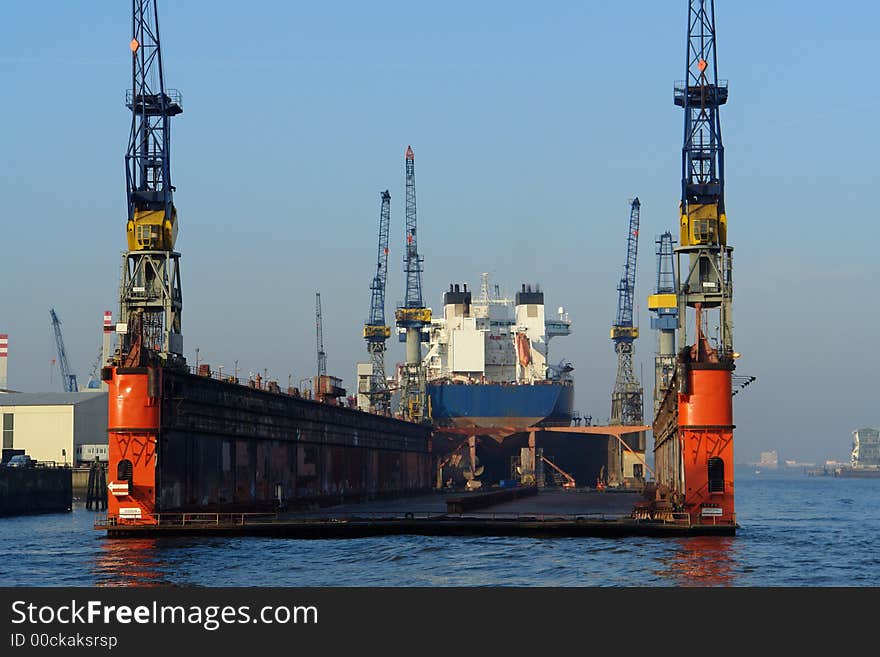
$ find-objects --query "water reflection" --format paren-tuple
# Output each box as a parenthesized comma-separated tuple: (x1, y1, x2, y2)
(656, 536, 739, 586)
(92, 538, 173, 587)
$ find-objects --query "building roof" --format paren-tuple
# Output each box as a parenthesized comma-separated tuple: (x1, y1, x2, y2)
(0, 391, 107, 407)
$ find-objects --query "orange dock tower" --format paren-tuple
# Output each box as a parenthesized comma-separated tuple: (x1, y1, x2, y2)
(645, 0, 738, 532)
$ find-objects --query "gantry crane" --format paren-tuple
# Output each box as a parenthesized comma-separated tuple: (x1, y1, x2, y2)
(648, 232, 677, 415)
(116, 0, 184, 369)
(609, 198, 644, 483)
(394, 146, 431, 422)
(50, 309, 78, 393)
(363, 191, 392, 414)
(651, 0, 737, 527)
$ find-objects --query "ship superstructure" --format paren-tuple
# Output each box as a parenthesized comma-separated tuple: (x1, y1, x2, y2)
(425, 274, 570, 386)
(423, 275, 573, 428)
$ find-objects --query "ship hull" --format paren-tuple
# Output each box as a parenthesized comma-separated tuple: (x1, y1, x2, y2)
(427, 381, 574, 429)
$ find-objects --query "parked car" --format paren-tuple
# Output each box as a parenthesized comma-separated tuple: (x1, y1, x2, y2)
(5, 454, 36, 468)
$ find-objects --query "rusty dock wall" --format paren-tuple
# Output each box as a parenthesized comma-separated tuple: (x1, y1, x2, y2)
(108, 366, 433, 520)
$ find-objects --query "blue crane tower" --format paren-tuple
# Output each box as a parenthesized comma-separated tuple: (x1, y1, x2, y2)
(117, 0, 184, 369)
(50, 309, 78, 393)
(609, 199, 644, 483)
(648, 232, 678, 415)
(363, 191, 392, 414)
(394, 146, 431, 422)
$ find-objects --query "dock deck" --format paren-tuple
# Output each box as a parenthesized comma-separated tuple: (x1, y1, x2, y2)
(98, 488, 737, 537)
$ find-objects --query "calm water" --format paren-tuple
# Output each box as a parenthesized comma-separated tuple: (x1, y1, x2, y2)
(2, 467, 878, 587)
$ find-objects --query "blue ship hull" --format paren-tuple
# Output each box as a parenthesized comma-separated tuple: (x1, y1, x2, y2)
(427, 381, 574, 429)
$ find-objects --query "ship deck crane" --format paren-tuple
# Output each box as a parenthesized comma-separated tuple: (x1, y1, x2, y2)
(117, 0, 184, 369)
(363, 191, 392, 414)
(395, 146, 431, 422)
(609, 198, 644, 484)
(49, 309, 78, 393)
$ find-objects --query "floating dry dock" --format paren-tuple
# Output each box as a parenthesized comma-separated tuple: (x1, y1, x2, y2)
(97, 489, 737, 538)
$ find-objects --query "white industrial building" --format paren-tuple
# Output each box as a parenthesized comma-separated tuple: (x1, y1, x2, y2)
(0, 392, 107, 465)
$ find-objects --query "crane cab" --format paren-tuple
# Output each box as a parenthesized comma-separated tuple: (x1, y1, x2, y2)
(127, 207, 178, 251)
(679, 202, 726, 247)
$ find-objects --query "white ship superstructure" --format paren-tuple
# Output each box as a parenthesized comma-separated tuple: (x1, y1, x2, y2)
(424, 274, 571, 384)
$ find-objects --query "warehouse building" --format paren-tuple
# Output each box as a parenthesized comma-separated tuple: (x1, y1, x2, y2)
(0, 392, 107, 465)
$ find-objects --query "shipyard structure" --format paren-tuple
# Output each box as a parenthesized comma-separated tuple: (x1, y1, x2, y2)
(643, 0, 739, 531)
(103, 0, 431, 528)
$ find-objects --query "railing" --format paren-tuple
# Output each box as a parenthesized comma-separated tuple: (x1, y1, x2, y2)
(94, 510, 736, 529)
(124, 88, 183, 107)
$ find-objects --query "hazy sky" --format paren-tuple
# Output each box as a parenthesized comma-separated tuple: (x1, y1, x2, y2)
(2, 1, 878, 464)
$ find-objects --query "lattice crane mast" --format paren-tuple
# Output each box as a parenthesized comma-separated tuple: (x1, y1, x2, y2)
(363, 191, 392, 413)
(50, 309, 78, 393)
(648, 232, 678, 415)
(316, 292, 326, 378)
(394, 146, 431, 422)
(610, 198, 643, 427)
(117, 0, 184, 369)
(674, 0, 732, 360)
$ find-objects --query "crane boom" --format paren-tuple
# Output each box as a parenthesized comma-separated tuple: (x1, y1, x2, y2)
(316, 292, 326, 378)
(609, 199, 644, 484)
(613, 198, 641, 336)
(367, 191, 391, 331)
(403, 146, 423, 309)
(395, 146, 431, 422)
(50, 309, 78, 393)
(364, 191, 392, 413)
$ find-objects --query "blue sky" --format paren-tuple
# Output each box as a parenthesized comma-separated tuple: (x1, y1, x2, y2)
(1, 1, 878, 463)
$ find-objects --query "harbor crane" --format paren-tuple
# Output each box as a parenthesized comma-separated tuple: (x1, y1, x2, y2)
(49, 309, 78, 393)
(609, 198, 644, 483)
(395, 146, 431, 422)
(650, 0, 737, 528)
(648, 232, 677, 415)
(313, 291, 344, 404)
(316, 291, 326, 378)
(363, 191, 392, 414)
(116, 0, 184, 369)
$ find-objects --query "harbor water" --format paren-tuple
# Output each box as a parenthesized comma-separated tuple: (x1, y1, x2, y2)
(1, 467, 877, 587)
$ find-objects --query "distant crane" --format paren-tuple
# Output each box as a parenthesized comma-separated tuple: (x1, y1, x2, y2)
(648, 231, 678, 415)
(49, 309, 78, 393)
(394, 146, 431, 422)
(610, 198, 643, 426)
(363, 190, 392, 414)
(314, 291, 345, 404)
(609, 198, 644, 482)
(316, 291, 326, 378)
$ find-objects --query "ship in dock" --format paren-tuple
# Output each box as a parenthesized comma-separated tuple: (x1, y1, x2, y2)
(421, 276, 609, 489)
(424, 275, 574, 429)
